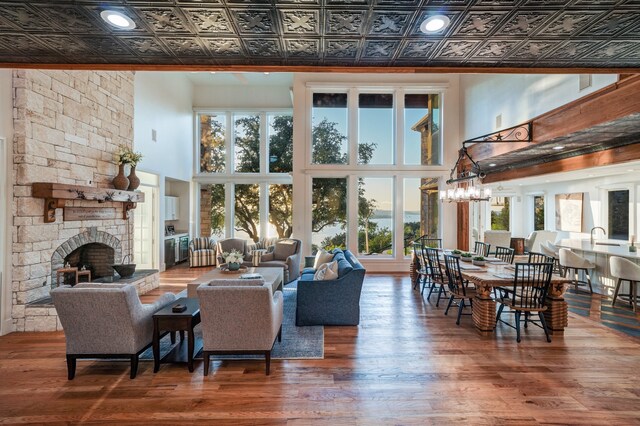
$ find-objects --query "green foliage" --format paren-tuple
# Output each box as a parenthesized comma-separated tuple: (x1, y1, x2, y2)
(234, 115, 260, 173)
(269, 115, 293, 173)
(200, 115, 226, 173)
(534, 195, 545, 231)
(491, 198, 511, 231)
(209, 184, 225, 237)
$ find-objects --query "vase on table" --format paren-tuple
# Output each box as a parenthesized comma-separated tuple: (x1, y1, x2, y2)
(227, 262, 240, 271)
(127, 165, 140, 191)
(113, 163, 129, 190)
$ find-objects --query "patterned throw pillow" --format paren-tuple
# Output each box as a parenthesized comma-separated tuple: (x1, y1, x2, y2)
(313, 260, 338, 281)
(313, 249, 334, 270)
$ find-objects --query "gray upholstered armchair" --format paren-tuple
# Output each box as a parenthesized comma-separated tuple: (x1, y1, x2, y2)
(254, 238, 303, 283)
(51, 283, 176, 379)
(197, 279, 283, 375)
(216, 238, 251, 266)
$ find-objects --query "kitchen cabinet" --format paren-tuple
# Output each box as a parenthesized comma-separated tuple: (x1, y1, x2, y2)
(164, 196, 180, 221)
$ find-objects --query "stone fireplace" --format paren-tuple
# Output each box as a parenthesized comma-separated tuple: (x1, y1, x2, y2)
(51, 228, 121, 287)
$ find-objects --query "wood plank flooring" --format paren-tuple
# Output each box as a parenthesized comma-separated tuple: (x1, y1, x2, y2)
(1, 264, 640, 424)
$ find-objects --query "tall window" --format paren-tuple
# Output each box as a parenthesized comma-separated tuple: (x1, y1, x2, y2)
(608, 190, 629, 240)
(358, 94, 393, 165)
(359, 178, 394, 255)
(312, 93, 348, 164)
(491, 197, 510, 231)
(196, 111, 293, 241)
(312, 177, 347, 253)
(404, 94, 441, 165)
(199, 114, 226, 173)
(534, 195, 545, 231)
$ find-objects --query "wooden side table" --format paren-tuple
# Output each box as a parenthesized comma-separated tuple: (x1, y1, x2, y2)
(77, 270, 91, 283)
(510, 237, 525, 255)
(152, 297, 201, 373)
(56, 267, 78, 286)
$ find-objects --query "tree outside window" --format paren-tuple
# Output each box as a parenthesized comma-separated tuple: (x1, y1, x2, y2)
(491, 197, 510, 231)
(534, 195, 545, 231)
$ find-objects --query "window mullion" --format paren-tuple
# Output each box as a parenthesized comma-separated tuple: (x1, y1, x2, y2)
(226, 182, 234, 238)
(260, 182, 269, 240)
(348, 175, 359, 253)
(348, 88, 358, 166)
(226, 112, 233, 174)
(260, 113, 268, 174)
(395, 89, 404, 167)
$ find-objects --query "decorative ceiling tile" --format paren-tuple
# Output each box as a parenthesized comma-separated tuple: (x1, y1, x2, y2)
(243, 38, 281, 56)
(376, 0, 421, 5)
(183, 9, 232, 34)
(324, 39, 359, 57)
(326, 0, 371, 5)
(42, 36, 92, 56)
(433, 40, 479, 58)
(35, 5, 99, 33)
(277, 0, 321, 4)
(326, 11, 365, 35)
(540, 11, 600, 36)
(80, 37, 132, 56)
(203, 38, 244, 56)
(134, 8, 191, 33)
(543, 40, 600, 60)
(362, 40, 399, 58)
(120, 37, 168, 56)
(368, 11, 413, 36)
(493, 11, 554, 36)
(0, 34, 51, 55)
(82, 6, 148, 33)
(0, 5, 58, 31)
(589, 40, 638, 59)
(231, 10, 276, 35)
(285, 39, 320, 57)
(162, 37, 207, 56)
(581, 11, 640, 36)
(452, 12, 508, 36)
(280, 10, 319, 35)
(397, 40, 438, 59)
(472, 40, 520, 59)
(508, 40, 560, 59)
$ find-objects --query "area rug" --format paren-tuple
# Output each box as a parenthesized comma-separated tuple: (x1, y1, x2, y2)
(141, 283, 324, 360)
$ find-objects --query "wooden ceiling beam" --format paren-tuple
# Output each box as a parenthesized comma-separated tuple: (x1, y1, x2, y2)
(481, 143, 640, 183)
(461, 74, 640, 166)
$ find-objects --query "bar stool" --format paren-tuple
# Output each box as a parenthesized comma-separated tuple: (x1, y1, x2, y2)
(558, 248, 595, 294)
(540, 242, 562, 275)
(610, 256, 640, 312)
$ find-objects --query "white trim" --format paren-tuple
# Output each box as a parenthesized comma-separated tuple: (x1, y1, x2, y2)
(0, 137, 13, 335)
(306, 82, 451, 90)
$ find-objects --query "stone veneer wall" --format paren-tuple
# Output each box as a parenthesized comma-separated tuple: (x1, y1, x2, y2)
(200, 187, 212, 238)
(11, 70, 136, 332)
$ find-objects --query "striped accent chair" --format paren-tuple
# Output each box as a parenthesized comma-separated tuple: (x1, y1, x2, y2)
(189, 237, 217, 267)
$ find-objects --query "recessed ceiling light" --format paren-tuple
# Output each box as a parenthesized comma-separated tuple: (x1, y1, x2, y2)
(100, 10, 136, 29)
(420, 15, 450, 34)
(489, 163, 496, 167)
(264, 72, 270, 75)
(553, 145, 564, 150)
(210, 71, 216, 74)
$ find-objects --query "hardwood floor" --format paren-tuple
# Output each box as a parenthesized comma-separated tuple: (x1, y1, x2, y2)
(1, 265, 640, 424)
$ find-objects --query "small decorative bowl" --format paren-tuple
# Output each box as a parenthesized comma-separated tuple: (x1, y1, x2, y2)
(111, 264, 136, 278)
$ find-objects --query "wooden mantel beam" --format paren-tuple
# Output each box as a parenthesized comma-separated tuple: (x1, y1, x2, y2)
(461, 74, 640, 167)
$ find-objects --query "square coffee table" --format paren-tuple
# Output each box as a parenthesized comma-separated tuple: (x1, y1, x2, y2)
(187, 266, 284, 298)
(152, 297, 201, 373)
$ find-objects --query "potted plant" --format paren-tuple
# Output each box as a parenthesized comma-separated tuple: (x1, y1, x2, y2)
(472, 256, 486, 266)
(222, 249, 244, 271)
(461, 252, 473, 262)
(451, 249, 462, 258)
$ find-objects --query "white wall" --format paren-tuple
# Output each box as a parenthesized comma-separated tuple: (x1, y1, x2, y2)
(0, 69, 14, 335)
(134, 72, 194, 270)
(460, 74, 618, 140)
(192, 85, 292, 109)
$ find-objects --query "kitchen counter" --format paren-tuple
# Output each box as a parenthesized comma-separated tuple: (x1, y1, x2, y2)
(164, 232, 188, 240)
(557, 239, 640, 260)
(556, 238, 639, 296)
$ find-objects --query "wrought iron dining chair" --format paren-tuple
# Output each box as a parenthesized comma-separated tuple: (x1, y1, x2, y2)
(527, 251, 554, 264)
(413, 241, 430, 291)
(495, 262, 554, 343)
(474, 241, 491, 257)
(443, 254, 476, 325)
(494, 246, 515, 264)
(420, 236, 442, 249)
(423, 247, 448, 306)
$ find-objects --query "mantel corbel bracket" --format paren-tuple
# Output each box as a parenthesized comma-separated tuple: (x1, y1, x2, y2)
(44, 198, 65, 223)
(123, 202, 137, 219)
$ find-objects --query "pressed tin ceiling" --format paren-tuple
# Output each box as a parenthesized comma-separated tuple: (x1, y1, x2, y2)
(0, 1, 638, 70)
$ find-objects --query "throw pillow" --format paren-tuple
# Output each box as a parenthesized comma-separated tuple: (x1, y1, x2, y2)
(313, 260, 338, 281)
(313, 249, 334, 270)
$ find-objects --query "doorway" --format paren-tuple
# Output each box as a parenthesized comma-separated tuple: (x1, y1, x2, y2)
(133, 172, 159, 270)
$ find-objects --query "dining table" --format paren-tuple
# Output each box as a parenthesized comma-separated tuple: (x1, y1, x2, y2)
(414, 250, 573, 336)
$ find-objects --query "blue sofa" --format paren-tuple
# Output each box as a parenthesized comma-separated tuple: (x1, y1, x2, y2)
(296, 249, 366, 326)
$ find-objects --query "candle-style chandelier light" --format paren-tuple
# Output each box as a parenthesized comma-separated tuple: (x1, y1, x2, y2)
(439, 122, 532, 203)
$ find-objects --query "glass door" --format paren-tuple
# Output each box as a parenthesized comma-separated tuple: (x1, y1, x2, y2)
(134, 184, 157, 269)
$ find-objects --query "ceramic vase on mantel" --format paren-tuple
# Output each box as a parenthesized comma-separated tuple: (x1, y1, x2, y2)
(113, 163, 129, 191)
(127, 165, 140, 191)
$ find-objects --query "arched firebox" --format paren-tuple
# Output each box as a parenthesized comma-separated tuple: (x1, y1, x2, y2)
(51, 228, 122, 287)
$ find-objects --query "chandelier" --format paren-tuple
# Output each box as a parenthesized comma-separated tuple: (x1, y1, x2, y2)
(439, 122, 532, 203)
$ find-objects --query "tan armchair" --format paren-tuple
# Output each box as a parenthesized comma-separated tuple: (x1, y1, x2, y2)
(51, 283, 176, 379)
(197, 279, 283, 375)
